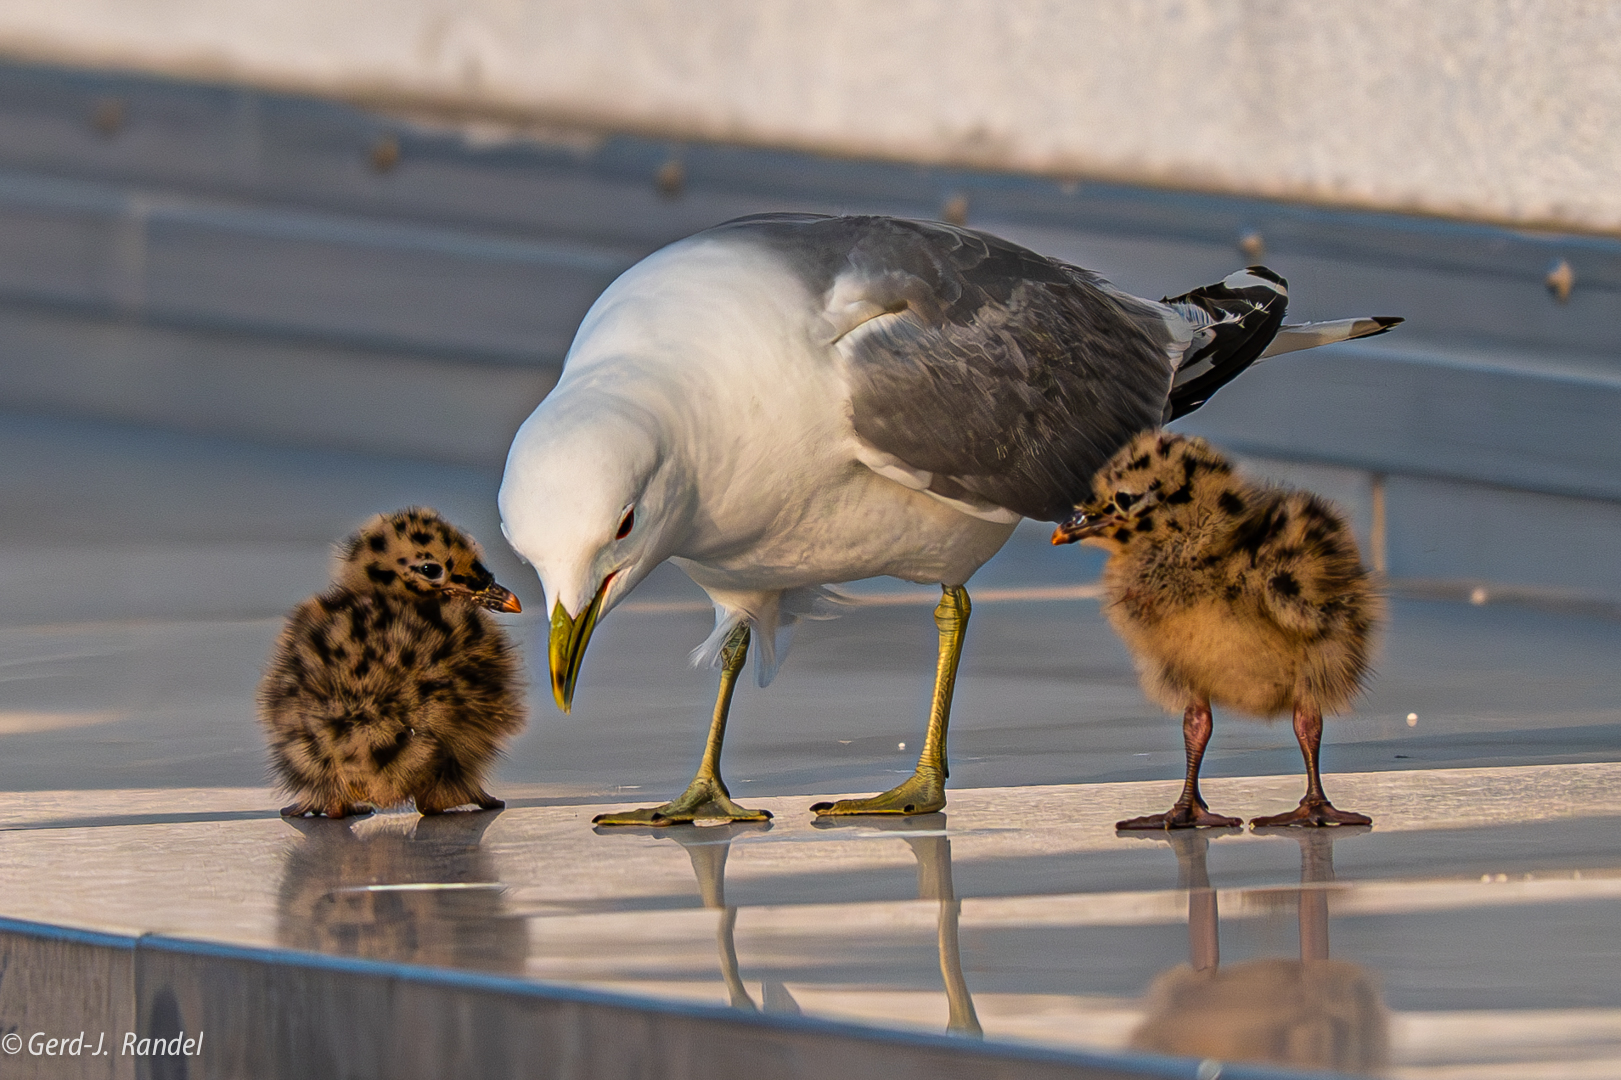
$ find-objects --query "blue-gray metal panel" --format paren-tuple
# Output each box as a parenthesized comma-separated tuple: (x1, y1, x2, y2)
(1177, 342, 1621, 503)
(0, 56, 1614, 565)
(0, 919, 136, 1080)
(0, 169, 635, 363)
(140, 202, 626, 363)
(0, 304, 556, 466)
(0, 917, 1325, 1080)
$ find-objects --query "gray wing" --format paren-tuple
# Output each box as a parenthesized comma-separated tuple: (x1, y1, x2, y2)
(724, 214, 1181, 522)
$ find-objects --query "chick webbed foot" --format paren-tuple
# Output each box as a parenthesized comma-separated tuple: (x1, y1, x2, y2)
(593, 774, 771, 826)
(811, 770, 946, 817)
(1117, 802, 1243, 831)
(280, 801, 375, 819)
(1117, 701, 1238, 829)
(1250, 799, 1371, 828)
(416, 789, 506, 815)
(1253, 705, 1373, 827)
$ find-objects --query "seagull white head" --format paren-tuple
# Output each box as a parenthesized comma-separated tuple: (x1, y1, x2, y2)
(498, 389, 689, 713)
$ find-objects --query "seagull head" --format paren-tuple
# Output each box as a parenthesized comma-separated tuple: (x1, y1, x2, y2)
(498, 391, 689, 713)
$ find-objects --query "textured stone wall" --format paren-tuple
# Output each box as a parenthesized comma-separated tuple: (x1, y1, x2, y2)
(0, 0, 1617, 233)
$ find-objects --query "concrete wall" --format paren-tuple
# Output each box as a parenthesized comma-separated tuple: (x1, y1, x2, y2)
(0, 1, 1617, 235)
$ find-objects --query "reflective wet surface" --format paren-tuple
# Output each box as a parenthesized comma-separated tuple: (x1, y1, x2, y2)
(2, 411, 1621, 1077)
(4, 769, 1621, 1077)
(0, 64, 1619, 1076)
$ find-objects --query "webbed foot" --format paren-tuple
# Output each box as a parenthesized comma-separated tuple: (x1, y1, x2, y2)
(1250, 798, 1371, 828)
(593, 774, 771, 827)
(281, 801, 374, 819)
(1117, 804, 1243, 831)
(811, 770, 945, 817)
(416, 790, 505, 815)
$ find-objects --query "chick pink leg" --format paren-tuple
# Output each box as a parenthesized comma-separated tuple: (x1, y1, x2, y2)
(1118, 701, 1243, 830)
(1250, 705, 1372, 827)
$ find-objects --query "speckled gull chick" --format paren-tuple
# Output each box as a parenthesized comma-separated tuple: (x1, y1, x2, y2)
(498, 213, 1400, 825)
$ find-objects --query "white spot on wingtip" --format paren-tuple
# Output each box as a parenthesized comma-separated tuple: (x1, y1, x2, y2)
(898, 742, 907, 751)
(1406, 713, 1418, 726)
(1221, 268, 1285, 297)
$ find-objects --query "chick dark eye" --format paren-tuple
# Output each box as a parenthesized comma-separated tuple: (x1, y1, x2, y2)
(616, 509, 634, 539)
(417, 562, 443, 580)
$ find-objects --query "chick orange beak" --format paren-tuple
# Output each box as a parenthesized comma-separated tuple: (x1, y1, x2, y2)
(549, 573, 615, 713)
(1051, 510, 1113, 545)
(473, 583, 523, 613)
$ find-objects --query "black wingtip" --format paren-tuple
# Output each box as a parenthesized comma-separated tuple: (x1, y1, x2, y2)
(1163, 267, 1291, 422)
(1370, 316, 1404, 332)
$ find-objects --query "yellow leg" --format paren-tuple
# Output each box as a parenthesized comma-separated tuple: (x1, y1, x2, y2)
(812, 586, 969, 816)
(906, 827, 982, 1036)
(938, 897, 982, 1036)
(594, 624, 772, 826)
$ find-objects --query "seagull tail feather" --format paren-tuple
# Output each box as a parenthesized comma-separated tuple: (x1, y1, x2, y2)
(1257, 316, 1404, 359)
(1162, 266, 1290, 422)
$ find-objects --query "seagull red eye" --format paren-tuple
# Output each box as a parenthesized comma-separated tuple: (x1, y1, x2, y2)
(616, 509, 634, 539)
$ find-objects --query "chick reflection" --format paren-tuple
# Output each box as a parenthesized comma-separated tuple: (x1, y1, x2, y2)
(815, 813, 981, 1037)
(277, 811, 526, 974)
(1128, 828, 1388, 1074)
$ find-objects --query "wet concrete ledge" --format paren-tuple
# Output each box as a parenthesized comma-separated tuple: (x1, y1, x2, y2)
(0, 916, 1297, 1080)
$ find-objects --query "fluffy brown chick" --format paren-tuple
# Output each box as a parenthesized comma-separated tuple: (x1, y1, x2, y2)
(1053, 432, 1379, 828)
(259, 507, 527, 818)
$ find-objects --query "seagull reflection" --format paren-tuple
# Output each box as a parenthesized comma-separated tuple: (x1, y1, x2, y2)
(593, 820, 772, 1012)
(815, 813, 982, 1037)
(1127, 827, 1388, 1074)
(276, 811, 526, 974)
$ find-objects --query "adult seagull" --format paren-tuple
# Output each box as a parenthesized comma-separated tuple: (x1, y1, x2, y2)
(498, 213, 1398, 824)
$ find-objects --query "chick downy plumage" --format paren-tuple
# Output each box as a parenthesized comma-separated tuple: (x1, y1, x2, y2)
(1053, 432, 1380, 828)
(259, 508, 527, 818)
